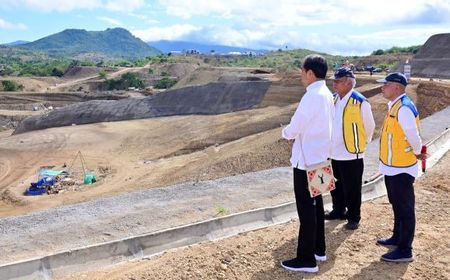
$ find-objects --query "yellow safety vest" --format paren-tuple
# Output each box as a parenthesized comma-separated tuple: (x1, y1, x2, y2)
(335, 91, 367, 154)
(379, 96, 420, 167)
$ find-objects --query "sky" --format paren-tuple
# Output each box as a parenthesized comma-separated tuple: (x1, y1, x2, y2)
(0, 0, 449, 55)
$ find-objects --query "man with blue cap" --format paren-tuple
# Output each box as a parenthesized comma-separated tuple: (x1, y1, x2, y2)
(326, 67, 375, 230)
(376, 72, 426, 262)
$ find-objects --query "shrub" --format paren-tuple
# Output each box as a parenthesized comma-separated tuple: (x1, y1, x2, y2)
(154, 77, 177, 89)
(99, 71, 107, 80)
(51, 68, 64, 77)
(1, 80, 24, 91)
(372, 49, 384, 55)
(104, 72, 145, 90)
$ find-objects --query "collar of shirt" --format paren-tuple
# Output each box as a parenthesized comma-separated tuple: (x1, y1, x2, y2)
(387, 93, 406, 109)
(336, 89, 353, 104)
(306, 80, 326, 93)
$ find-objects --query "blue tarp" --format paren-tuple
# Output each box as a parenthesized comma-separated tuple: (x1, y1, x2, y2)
(39, 169, 68, 177)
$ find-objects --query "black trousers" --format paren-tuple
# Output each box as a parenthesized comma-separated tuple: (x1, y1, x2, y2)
(293, 168, 325, 264)
(385, 173, 416, 250)
(330, 159, 364, 223)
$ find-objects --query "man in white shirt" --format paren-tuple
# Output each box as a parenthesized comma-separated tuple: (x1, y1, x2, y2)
(326, 68, 375, 230)
(376, 72, 426, 262)
(280, 54, 334, 273)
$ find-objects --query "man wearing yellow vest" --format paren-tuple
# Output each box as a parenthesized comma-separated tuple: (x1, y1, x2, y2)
(376, 72, 426, 262)
(326, 68, 375, 230)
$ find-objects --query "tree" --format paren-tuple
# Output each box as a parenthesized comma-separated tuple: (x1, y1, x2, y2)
(293, 59, 302, 68)
(1, 80, 24, 91)
(154, 77, 177, 89)
(104, 72, 145, 90)
(51, 68, 64, 77)
(99, 71, 107, 80)
(372, 49, 384, 55)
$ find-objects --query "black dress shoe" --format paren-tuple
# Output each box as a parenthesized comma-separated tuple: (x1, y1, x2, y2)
(324, 211, 346, 220)
(376, 237, 398, 247)
(344, 221, 359, 230)
(280, 258, 318, 273)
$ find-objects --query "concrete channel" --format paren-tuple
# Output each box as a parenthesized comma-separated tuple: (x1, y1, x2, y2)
(1, 107, 449, 279)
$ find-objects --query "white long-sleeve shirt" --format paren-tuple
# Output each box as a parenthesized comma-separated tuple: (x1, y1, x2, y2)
(331, 89, 376, 160)
(379, 93, 422, 177)
(282, 80, 334, 169)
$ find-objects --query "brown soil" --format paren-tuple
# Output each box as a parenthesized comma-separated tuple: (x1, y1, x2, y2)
(0, 73, 449, 218)
(60, 151, 450, 280)
(0, 76, 61, 92)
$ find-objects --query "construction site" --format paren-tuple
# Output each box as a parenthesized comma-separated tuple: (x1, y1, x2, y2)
(0, 34, 449, 280)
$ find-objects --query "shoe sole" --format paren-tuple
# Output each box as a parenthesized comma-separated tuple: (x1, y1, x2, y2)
(376, 242, 398, 248)
(345, 225, 359, 230)
(315, 254, 327, 262)
(280, 262, 319, 273)
(381, 256, 414, 262)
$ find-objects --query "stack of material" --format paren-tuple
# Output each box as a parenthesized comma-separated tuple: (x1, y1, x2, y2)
(24, 169, 69, 196)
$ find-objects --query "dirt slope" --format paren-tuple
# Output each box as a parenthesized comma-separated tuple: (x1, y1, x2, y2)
(410, 33, 450, 78)
(0, 75, 449, 219)
(0, 105, 294, 217)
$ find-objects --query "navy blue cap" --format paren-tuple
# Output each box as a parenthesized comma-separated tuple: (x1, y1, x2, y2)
(329, 67, 355, 80)
(377, 72, 408, 86)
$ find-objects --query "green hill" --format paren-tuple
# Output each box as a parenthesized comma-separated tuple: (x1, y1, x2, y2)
(20, 28, 161, 60)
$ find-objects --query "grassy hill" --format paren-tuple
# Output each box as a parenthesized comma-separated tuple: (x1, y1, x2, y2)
(157, 48, 347, 71)
(20, 28, 161, 60)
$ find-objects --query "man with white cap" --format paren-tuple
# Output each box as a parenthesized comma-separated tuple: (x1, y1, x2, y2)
(326, 67, 375, 230)
(376, 72, 426, 262)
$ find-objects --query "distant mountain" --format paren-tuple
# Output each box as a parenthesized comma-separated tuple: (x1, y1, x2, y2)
(20, 28, 161, 60)
(148, 40, 268, 55)
(2, 40, 30, 46)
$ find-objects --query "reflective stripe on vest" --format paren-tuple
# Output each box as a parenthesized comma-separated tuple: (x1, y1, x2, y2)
(379, 95, 420, 167)
(342, 91, 367, 154)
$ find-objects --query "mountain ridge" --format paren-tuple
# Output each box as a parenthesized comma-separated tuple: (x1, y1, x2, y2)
(148, 40, 268, 54)
(20, 28, 160, 60)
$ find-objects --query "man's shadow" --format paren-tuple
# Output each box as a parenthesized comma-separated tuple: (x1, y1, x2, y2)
(250, 219, 409, 279)
(346, 260, 408, 280)
(250, 219, 354, 279)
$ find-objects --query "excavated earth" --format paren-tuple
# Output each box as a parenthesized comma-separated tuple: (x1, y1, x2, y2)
(0, 69, 449, 218)
(0, 66, 449, 279)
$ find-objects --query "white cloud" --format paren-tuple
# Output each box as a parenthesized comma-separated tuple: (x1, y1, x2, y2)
(134, 23, 447, 55)
(0, 0, 146, 12)
(104, 0, 145, 12)
(132, 24, 202, 41)
(128, 12, 159, 24)
(160, 0, 450, 27)
(97, 16, 122, 26)
(0, 0, 101, 12)
(0, 18, 27, 30)
(152, 0, 450, 54)
(347, 27, 450, 51)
